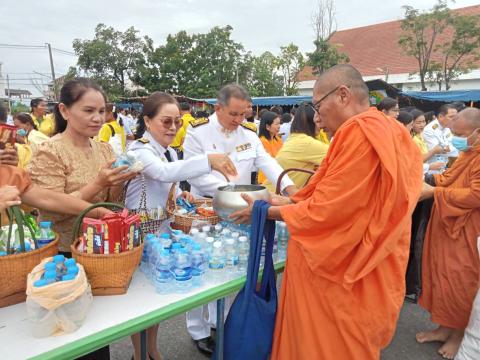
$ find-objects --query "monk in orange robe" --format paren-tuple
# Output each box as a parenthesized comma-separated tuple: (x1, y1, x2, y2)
(231, 64, 423, 359)
(416, 108, 480, 359)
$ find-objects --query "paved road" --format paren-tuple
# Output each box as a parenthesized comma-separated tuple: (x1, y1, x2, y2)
(110, 297, 443, 360)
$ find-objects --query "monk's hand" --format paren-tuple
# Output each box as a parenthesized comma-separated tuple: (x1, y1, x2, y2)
(229, 193, 254, 224)
(283, 185, 298, 197)
(419, 182, 435, 202)
(269, 193, 292, 206)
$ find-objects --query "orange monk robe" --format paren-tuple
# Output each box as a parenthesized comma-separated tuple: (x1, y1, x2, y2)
(272, 108, 423, 360)
(419, 146, 480, 330)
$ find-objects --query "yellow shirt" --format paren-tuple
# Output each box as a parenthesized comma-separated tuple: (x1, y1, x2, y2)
(316, 129, 330, 144)
(413, 133, 428, 155)
(97, 121, 126, 152)
(15, 143, 31, 169)
(31, 113, 56, 137)
(263, 133, 329, 191)
(171, 113, 195, 150)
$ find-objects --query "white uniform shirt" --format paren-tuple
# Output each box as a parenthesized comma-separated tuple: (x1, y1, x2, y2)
(183, 113, 294, 197)
(125, 131, 210, 209)
(280, 122, 292, 143)
(423, 119, 459, 160)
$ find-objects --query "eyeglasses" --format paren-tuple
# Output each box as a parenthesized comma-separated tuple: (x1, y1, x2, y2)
(309, 86, 341, 114)
(157, 116, 183, 129)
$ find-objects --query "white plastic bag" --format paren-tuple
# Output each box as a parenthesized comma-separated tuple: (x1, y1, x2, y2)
(26, 257, 93, 337)
(455, 237, 480, 360)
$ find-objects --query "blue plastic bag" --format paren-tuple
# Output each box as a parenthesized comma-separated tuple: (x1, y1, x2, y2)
(216, 200, 277, 360)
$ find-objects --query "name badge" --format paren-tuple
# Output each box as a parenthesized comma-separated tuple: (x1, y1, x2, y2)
(236, 143, 252, 153)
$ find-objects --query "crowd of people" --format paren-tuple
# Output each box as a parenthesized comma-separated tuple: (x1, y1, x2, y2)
(0, 63, 479, 360)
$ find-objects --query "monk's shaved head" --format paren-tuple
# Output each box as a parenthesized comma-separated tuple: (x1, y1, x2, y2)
(314, 64, 370, 104)
(312, 64, 371, 135)
(460, 107, 480, 128)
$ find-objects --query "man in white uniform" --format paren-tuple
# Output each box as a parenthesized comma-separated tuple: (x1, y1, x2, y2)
(423, 104, 459, 164)
(183, 84, 296, 355)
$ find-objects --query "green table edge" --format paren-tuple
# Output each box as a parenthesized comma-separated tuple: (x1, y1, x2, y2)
(28, 261, 285, 360)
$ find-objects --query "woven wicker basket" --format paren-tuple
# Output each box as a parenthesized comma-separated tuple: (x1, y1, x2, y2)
(0, 236, 59, 308)
(71, 202, 143, 296)
(71, 238, 143, 296)
(166, 184, 219, 234)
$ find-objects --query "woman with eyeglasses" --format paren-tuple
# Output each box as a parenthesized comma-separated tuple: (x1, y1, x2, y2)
(125, 91, 236, 360)
(377, 97, 399, 119)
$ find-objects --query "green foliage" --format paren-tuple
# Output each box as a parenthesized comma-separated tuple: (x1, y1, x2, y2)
(399, 0, 480, 91)
(307, 38, 349, 75)
(72, 23, 152, 99)
(276, 43, 305, 95)
(9, 102, 29, 114)
(246, 52, 284, 97)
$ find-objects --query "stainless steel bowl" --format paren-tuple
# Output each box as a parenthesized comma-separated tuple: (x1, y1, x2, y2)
(213, 184, 271, 219)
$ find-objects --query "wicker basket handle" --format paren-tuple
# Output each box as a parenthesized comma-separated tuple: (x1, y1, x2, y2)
(71, 202, 125, 243)
(275, 168, 315, 195)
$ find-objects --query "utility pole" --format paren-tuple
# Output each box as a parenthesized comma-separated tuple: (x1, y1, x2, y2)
(46, 43, 56, 100)
(6, 74, 11, 112)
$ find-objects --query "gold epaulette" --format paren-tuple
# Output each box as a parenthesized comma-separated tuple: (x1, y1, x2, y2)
(138, 137, 150, 144)
(240, 122, 257, 133)
(190, 117, 209, 128)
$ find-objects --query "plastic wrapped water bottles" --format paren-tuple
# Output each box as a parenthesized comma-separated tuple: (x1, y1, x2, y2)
(155, 250, 173, 294)
(148, 243, 161, 280)
(141, 234, 156, 273)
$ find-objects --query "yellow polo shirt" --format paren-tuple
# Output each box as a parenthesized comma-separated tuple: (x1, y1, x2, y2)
(30, 113, 56, 137)
(171, 113, 195, 150)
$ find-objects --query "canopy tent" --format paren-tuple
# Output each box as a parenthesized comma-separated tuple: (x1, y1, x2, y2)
(197, 96, 313, 106)
(400, 90, 480, 102)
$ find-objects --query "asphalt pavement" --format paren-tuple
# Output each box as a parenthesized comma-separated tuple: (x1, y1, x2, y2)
(109, 292, 444, 360)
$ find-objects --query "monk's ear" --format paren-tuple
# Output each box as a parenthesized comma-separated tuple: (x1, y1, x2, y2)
(338, 85, 351, 104)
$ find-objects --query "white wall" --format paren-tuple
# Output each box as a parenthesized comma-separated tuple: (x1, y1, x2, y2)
(297, 69, 480, 95)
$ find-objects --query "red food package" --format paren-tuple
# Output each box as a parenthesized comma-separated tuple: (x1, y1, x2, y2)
(104, 217, 124, 254)
(124, 214, 141, 250)
(0, 124, 16, 150)
(82, 218, 105, 254)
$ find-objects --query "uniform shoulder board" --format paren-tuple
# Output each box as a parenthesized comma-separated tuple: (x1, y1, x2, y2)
(240, 122, 257, 133)
(137, 137, 150, 144)
(190, 117, 209, 128)
(432, 124, 438, 130)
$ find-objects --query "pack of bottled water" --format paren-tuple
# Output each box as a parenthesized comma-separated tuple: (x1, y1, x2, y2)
(140, 221, 289, 295)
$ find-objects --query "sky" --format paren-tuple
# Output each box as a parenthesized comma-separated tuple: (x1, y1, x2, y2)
(0, 0, 478, 97)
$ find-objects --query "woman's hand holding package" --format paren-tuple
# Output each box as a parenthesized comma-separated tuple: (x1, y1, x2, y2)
(94, 160, 139, 188)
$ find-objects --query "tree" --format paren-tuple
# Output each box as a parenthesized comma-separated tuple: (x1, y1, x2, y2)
(307, 0, 349, 75)
(428, 14, 480, 90)
(277, 43, 305, 95)
(73, 24, 152, 99)
(133, 26, 248, 98)
(246, 52, 284, 96)
(399, 1, 451, 91)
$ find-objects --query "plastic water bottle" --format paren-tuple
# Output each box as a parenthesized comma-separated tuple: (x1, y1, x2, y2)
(202, 225, 211, 237)
(231, 232, 240, 241)
(62, 274, 76, 281)
(197, 232, 207, 246)
(224, 238, 239, 276)
(155, 250, 173, 294)
(209, 241, 226, 281)
(190, 243, 207, 287)
(53, 255, 66, 280)
(44, 261, 56, 272)
(36, 221, 56, 248)
(277, 222, 288, 260)
(160, 233, 172, 250)
(43, 270, 57, 284)
(141, 234, 156, 273)
(189, 228, 200, 241)
(220, 228, 231, 239)
(173, 248, 192, 293)
(171, 242, 183, 256)
(148, 243, 161, 281)
(171, 229, 183, 243)
(204, 237, 215, 258)
(237, 236, 249, 273)
(66, 265, 79, 277)
(213, 224, 223, 237)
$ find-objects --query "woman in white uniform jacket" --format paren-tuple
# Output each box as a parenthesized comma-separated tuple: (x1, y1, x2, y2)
(126, 92, 236, 360)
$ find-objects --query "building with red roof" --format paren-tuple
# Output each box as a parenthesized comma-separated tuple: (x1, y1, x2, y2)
(298, 5, 480, 95)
